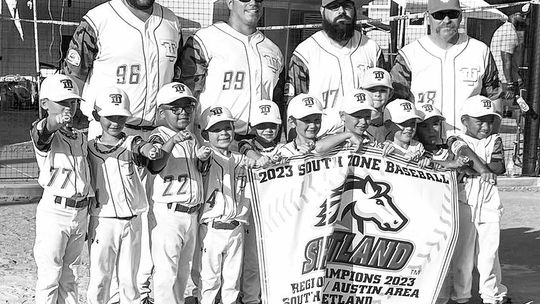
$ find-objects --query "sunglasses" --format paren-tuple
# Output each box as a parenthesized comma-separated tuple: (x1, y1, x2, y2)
(324, 1, 355, 10)
(431, 10, 461, 20)
(238, 0, 263, 2)
(163, 105, 194, 114)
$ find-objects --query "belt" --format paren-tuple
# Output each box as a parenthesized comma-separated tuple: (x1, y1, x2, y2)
(166, 203, 201, 214)
(125, 124, 156, 131)
(54, 196, 89, 208)
(209, 220, 240, 230)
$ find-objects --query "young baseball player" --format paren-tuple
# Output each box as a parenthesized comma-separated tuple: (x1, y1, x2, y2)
(86, 87, 163, 304)
(361, 67, 393, 143)
(381, 99, 430, 167)
(451, 95, 508, 304)
(31, 74, 93, 304)
(236, 99, 283, 304)
(317, 89, 378, 151)
(145, 82, 211, 304)
(196, 106, 255, 304)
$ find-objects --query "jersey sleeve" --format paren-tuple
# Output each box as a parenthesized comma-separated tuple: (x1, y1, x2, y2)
(179, 35, 209, 97)
(481, 51, 503, 102)
(30, 119, 55, 152)
(390, 52, 414, 101)
(131, 136, 150, 167)
(285, 52, 310, 102)
(62, 18, 99, 83)
(376, 49, 386, 69)
(173, 34, 184, 82)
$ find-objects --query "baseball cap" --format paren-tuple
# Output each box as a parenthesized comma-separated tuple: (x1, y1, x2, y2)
(251, 99, 282, 126)
(287, 94, 324, 120)
(428, 0, 462, 14)
(361, 67, 393, 90)
(383, 99, 421, 124)
(417, 103, 445, 121)
(322, 0, 355, 7)
(341, 89, 376, 114)
(156, 82, 197, 107)
(39, 74, 81, 102)
(94, 86, 132, 117)
(460, 95, 501, 119)
(200, 106, 236, 131)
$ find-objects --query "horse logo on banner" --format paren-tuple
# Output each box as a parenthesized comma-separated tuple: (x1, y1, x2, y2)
(315, 174, 408, 233)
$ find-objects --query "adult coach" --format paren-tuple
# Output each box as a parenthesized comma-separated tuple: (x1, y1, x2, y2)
(63, 0, 182, 303)
(391, 0, 501, 136)
(179, 0, 284, 139)
(490, 4, 528, 115)
(286, 0, 385, 137)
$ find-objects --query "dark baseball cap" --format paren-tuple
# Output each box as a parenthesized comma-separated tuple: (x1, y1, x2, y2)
(322, 0, 355, 8)
(428, 0, 462, 14)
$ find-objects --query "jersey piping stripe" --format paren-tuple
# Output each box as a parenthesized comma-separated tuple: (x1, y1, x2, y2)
(179, 144, 195, 204)
(83, 16, 101, 58)
(89, 147, 121, 218)
(211, 157, 225, 194)
(109, 3, 149, 127)
(312, 38, 345, 103)
(60, 134, 81, 195)
(292, 50, 309, 67)
(349, 35, 364, 89)
(151, 11, 165, 126)
(418, 40, 445, 126)
(193, 35, 210, 64)
(116, 148, 135, 217)
(214, 25, 253, 135)
(451, 37, 471, 131)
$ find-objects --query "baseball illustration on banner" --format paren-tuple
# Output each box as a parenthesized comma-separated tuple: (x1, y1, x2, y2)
(248, 147, 458, 304)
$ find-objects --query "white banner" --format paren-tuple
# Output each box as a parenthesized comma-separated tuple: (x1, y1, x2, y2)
(248, 148, 458, 304)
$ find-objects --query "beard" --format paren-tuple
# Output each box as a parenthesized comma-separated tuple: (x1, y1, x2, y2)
(322, 13, 356, 43)
(125, 0, 155, 10)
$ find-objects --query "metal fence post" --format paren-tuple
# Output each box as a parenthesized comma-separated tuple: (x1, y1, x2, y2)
(523, 3, 540, 176)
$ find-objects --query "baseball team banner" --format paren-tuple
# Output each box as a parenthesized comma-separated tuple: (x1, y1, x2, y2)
(248, 148, 458, 304)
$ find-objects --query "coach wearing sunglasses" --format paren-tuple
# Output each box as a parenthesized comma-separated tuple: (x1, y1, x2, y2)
(391, 0, 502, 137)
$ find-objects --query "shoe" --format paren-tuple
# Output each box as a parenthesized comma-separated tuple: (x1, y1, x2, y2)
(141, 297, 154, 304)
(185, 296, 199, 304)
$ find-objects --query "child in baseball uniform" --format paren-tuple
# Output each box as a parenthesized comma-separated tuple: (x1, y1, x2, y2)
(197, 106, 255, 304)
(361, 67, 393, 143)
(317, 89, 378, 151)
(381, 100, 430, 167)
(86, 87, 163, 304)
(146, 82, 211, 304)
(236, 99, 283, 304)
(451, 95, 508, 304)
(31, 74, 94, 304)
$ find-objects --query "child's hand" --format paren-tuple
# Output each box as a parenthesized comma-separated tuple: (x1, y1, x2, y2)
(446, 156, 470, 169)
(55, 108, 72, 125)
(381, 141, 395, 157)
(297, 142, 315, 154)
(172, 130, 192, 143)
(480, 171, 497, 185)
(417, 157, 431, 169)
(196, 146, 212, 161)
(347, 133, 363, 152)
(256, 155, 272, 168)
(242, 157, 257, 169)
(145, 144, 163, 160)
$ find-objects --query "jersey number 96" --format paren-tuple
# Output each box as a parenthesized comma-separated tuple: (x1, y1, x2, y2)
(223, 71, 245, 90)
(117, 64, 141, 84)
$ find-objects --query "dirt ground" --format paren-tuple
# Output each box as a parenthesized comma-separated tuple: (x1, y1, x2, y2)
(0, 191, 539, 304)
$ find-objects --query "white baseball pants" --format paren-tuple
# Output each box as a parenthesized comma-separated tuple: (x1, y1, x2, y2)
(87, 216, 142, 304)
(451, 203, 507, 304)
(198, 223, 244, 304)
(152, 203, 198, 304)
(34, 198, 88, 304)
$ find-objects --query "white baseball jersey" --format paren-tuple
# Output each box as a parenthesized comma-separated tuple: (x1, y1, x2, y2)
(64, 0, 181, 127)
(456, 133, 503, 223)
(150, 126, 204, 205)
(180, 22, 284, 135)
(199, 150, 250, 224)
(32, 120, 93, 198)
(287, 30, 383, 136)
(238, 138, 284, 159)
(88, 135, 148, 218)
(391, 34, 502, 135)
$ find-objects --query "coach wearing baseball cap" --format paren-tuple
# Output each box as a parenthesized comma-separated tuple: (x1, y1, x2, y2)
(390, 0, 502, 137)
(285, 0, 385, 139)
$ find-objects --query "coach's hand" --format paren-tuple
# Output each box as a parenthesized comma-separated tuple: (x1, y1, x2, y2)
(480, 171, 497, 185)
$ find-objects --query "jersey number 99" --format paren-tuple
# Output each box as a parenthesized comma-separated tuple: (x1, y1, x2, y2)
(223, 71, 245, 90)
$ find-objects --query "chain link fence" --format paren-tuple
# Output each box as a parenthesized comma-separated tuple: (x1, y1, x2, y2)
(0, 0, 535, 179)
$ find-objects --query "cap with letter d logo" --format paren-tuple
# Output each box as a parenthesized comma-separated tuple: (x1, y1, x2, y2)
(95, 86, 132, 117)
(341, 89, 376, 114)
(417, 103, 445, 121)
(39, 74, 82, 103)
(461, 95, 501, 120)
(157, 82, 197, 107)
(288, 93, 324, 119)
(200, 106, 235, 131)
(383, 99, 421, 124)
(251, 99, 281, 127)
(361, 67, 393, 90)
